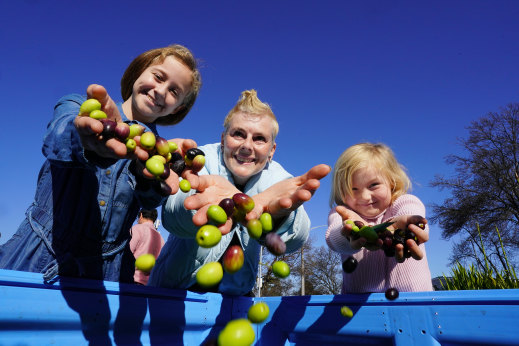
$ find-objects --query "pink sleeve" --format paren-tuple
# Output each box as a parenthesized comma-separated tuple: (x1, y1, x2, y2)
(385, 194, 429, 235)
(325, 209, 358, 256)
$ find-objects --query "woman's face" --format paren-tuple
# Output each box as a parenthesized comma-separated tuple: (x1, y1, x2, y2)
(221, 112, 276, 186)
(124, 56, 192, 123)
(344, 165, 392, 219)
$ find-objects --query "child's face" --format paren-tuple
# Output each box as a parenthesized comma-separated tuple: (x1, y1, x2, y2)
(344, 165, 392, 219)
(127, 56, 192, 123)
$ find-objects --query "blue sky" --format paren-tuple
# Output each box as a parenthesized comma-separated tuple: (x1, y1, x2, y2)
(1, 0, 518, 279)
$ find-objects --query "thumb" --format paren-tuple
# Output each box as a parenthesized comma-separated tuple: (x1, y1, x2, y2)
(86, 84, 122, 122)
(335, 205, 353, 220)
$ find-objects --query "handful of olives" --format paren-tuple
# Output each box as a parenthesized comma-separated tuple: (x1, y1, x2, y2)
(346, 219, 422, 262)
(79, 98, 206, 196)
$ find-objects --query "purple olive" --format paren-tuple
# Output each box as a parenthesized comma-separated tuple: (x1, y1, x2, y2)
(265, 232, 286, 256)
(170, 159, 186, 176)
(160, 165, 171, 180)
(385, 287, 399, 300)
(99, 119, 117, 138)
(115, 122, 130, 141)
(342, 256, 358, 273)
(218, 198, 235, 217)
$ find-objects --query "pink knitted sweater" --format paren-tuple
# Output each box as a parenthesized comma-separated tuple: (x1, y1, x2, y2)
(130, 221, 165, 285)
(326, 194, 433, 293)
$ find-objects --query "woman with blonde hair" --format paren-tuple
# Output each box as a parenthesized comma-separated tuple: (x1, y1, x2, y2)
(149, 89, 330, 296)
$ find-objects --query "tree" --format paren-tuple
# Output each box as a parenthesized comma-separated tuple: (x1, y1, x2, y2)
(430, 103, 519, 271)
(255, 238, 343, 296)
(291, 245, 342, 295)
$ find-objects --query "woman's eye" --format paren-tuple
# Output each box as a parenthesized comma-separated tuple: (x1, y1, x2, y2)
(254, 136, 267, 143)
(231, 131, 245, 138)
(169, 88, 178, 96)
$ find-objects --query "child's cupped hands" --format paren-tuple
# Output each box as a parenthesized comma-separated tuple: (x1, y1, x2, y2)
(335, 206, 429, 263)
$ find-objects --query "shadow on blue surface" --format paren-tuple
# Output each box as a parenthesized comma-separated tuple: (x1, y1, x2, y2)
(1, 269, 519, 345)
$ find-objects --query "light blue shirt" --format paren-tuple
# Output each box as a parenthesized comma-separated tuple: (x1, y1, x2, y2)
(149, 143, 310, 295)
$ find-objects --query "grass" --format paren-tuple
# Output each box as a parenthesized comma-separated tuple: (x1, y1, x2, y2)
(441, 225, 519, 290)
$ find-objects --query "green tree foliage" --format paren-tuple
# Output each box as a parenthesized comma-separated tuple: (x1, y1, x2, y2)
(430, 103, 519, 271)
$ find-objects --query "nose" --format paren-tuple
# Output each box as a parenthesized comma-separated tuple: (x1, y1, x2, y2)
(360, 189, 371, 201)
(239, 136, 253, 152)
(155, 84, 168, 101)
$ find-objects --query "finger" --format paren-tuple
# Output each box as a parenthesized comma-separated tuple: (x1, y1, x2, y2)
(218, 219, 233, 235)
(336, 205, 353, 220)
(301, 164, 331, 181)
(75, 116, 103, 136)
(192, 205, 210, 226)
(182, 170, 201, 190)
(407, 239, 424, 260)
(163, 173, 180, 195)
(104, 138, 131, 158)
(409, 224, 429, 242)
(86, 84, 122, 122)
(394, 243, 405, 263)
(185, 194, 206, 211)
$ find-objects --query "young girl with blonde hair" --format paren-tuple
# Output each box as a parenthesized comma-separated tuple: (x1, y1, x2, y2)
(326, 143, 433, 293)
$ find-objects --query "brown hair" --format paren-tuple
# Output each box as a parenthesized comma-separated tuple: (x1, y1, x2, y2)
(120, 44, 202, 126)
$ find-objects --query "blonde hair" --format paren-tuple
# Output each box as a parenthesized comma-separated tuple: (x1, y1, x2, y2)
(120, 44, 202, 126)
(330, 143, 411, 207)
(223, 90, 279, 140)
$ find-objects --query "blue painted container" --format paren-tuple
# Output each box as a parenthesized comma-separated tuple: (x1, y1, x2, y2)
(1, 269, 518, 345)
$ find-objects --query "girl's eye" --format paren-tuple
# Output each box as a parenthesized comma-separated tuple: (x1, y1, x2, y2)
(153, 73, 164, 81)
(370, 182, 380, 189)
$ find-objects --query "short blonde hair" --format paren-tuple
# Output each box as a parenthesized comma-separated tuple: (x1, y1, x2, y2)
(223, 90, 279, 141)
(330, 143, 411, 207)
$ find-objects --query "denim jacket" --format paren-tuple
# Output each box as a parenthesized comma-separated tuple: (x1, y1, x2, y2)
(148, 143, 310, 295)
(0, 94, 164, 282)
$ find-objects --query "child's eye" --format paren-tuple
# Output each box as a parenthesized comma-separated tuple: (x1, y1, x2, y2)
(153, 73, 164, 81)
(369, 182, 380, 189)
(169, 88, 179, 96)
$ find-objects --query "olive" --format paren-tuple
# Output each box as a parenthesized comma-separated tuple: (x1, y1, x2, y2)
(342, 256, 358, 273)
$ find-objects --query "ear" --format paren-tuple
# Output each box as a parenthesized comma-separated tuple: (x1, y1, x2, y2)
(220, 132, 225, 148)
(269, 142, 277, 160)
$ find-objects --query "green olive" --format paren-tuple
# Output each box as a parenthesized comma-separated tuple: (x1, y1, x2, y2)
(140, 131, 156, 150)
(196, 261, 223, 288)
(247, 302, 270, 324)
(145, 157, 165, 177)
(79, 98, 101, 116)
(135, 253, 156, 273)
(207, 205, 228, 225)
(179, 179, 191, 192)
(89, 109, 107, 119)
(260, 212, 273, 233)
(196, 224, 222, 248)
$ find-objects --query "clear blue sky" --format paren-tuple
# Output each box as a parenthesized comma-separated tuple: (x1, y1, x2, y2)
(1, 0, 518, 279)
